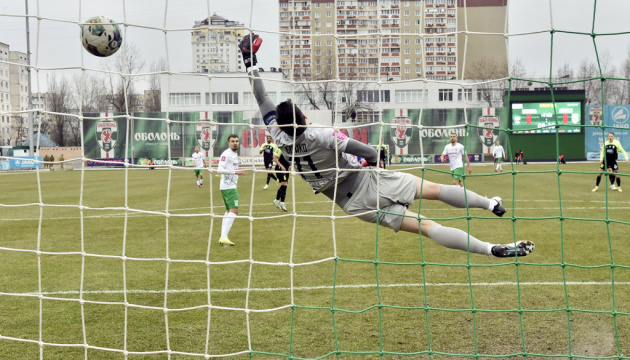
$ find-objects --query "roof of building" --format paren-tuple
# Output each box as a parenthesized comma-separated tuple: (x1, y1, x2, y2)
(20, 133, 58, 147)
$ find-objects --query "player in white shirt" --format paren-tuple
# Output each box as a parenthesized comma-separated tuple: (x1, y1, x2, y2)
(216, 134, 246, 246)
(493, 140, 506, 173)
(239, 33, 534, 258)
(191, 146, 205, 188)
(440, 133, 472, 187)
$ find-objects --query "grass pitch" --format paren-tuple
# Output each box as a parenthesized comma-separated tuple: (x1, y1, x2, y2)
(1, 162, 629, 359)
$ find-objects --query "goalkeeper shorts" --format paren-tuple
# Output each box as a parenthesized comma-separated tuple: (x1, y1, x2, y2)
(342, 171, 417, 232)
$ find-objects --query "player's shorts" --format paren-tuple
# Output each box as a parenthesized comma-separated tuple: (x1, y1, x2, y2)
(276, 167, 290, 183)
(495, 157, 503, 163)
(451, 167, 465, 182)
(264, 160, 274, 169)
(221, 188, 239, 211)
(194, 169, 203, 176)
(343, 171, 417, 232)
(600, 161, 619, 171)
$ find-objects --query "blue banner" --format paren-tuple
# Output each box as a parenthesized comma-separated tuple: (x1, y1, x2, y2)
(586, 105, 630, 160)
(10, 156, 43, 169)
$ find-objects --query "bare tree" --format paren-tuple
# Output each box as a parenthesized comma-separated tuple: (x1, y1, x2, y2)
(292, 58, 374, 122)
(46, 74, 75, 146)
(71, 72, 106, 113)
(467, 57, 510, 107)
(615, 54, 630, 104)
(101, 43, 146, 113)
(145, 58, 166, 112)
(577, 59, 607, 105)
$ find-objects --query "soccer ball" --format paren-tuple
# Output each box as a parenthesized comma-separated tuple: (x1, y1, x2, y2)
(81, 16, 123, 57)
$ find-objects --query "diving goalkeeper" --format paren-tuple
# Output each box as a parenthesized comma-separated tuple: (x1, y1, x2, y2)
(239, 34, 534, 258)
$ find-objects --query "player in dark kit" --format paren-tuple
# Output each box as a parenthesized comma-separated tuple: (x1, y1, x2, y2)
(259, 135, 278, 189)
(272, 146, 291, 211)
(239, 33, 534, 258)
(592, 132, 629, 192)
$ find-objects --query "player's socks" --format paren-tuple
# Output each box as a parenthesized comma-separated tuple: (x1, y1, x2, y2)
(438, 185, 495, 211)
(610, 175, 616, 185)
(221, 212, 237, 239)
(279, 185, 287, 202)
(617, 177, 621, 187)
(427, 224, 492, 255)
(596, 176, 602, 186)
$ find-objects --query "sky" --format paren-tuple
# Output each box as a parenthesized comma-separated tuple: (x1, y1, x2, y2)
(2, 0, 630, 92)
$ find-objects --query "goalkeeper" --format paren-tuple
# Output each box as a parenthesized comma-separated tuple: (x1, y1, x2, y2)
(239, 34, 533, 258)
(592, 132, 629, 192)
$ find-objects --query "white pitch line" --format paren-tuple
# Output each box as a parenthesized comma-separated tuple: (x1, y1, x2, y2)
(2, 206, 630, 222)
(8, 281, 630, 297)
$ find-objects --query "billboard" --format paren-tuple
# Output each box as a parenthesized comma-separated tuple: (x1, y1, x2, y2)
(82, 109, 511, 166)
(511, 102, 582, 134)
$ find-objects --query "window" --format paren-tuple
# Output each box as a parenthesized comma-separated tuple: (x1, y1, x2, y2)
(357, 90, 390, 103)
(438, 89, 453, 102)
(395, 90, 426, 103)
(458, 89, 472, 101)
(280, 91, 314, 105)
(169, 93, 201, 106)
(326, 40, 332, 46)
(211, 92, 239, 105)
(244, 92, 276, 105)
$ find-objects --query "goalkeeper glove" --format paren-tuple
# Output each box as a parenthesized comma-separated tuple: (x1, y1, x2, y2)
(239, 33, 262, 69)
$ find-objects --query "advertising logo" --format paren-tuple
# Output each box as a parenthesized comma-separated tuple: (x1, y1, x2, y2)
(196, 122, 216, 152)
(612, 106, 629, 125)
(389, 117, 413, 148)
(96, 120, 118, 153)
(478, 116, 499, 147)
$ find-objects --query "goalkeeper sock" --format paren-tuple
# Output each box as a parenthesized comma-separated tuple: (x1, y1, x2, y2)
(610, 175, 616, 185)
(221, 212, 237, 239)
(438, 185, 493, 210)
(596, 176, 601, 186)
(617, 177, 621, 187)
(427, 224, 492, 255)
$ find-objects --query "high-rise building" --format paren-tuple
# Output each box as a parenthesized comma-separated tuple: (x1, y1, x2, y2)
(278, 0, 507, 81)
(9, 50, 28, 146)
(192, 13, 245, 73)
(0, 42, 11, 146)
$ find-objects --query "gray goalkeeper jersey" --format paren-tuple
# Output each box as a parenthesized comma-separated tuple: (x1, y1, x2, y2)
(268, 123, 363, 193)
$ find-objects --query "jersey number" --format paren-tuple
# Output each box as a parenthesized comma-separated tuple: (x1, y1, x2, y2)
(294, 155, 322, 179)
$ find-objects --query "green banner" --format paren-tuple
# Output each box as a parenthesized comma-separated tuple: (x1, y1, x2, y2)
(83, 113, 130, 159)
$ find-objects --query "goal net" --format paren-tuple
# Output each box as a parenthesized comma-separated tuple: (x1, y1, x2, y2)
(0, 0, 629, 359)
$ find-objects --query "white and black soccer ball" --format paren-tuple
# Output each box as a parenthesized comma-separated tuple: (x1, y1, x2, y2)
(81, 16, 123, 57)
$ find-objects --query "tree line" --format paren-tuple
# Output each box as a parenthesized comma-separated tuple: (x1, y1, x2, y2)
(14, 43, 165, 147)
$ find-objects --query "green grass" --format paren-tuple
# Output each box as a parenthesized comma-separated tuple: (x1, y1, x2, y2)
(1, 162, 629, 359)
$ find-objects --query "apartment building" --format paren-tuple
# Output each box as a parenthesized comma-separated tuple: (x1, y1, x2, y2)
(192, 13, 246, 73)
(279, 0, 507, 81)
(0, 43, 11, 146)
(9, 50, 29, 146)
